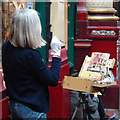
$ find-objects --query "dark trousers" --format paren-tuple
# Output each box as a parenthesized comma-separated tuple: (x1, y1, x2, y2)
(98, 96, 107, 120)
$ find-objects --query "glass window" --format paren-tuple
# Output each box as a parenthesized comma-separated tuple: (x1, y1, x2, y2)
(50, 2, 68, 49)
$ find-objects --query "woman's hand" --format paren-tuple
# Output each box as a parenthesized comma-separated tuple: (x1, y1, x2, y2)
(50, 36, 62, 57)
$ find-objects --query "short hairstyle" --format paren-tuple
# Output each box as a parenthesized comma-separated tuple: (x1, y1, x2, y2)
(9, 8, 46, 48)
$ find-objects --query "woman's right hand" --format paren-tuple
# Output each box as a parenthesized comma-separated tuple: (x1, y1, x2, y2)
(50, 36, 62, 57)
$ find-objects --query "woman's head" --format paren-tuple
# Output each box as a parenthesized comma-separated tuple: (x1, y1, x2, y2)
(9, 8, 46, 48)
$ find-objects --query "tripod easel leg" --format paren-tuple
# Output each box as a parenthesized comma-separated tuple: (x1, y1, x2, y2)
(71, 97, 89, 120)
(71, 106, 79, 120)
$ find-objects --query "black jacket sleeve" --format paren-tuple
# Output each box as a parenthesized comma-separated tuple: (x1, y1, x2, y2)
(27, 50, 61, 87)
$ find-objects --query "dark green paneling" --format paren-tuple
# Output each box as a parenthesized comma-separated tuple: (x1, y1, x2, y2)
(67, 2, 75, 75)
(35, 2, 46, 63)
(117, 1, 120, 17)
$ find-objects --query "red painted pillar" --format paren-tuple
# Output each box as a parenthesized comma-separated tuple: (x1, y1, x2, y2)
(87, 3, 119, 109)
(0, 71, 9, 120)
(47, 47, 70, 119)
(74, 0, 92, 72)
(76, 1, 119, 109)
(88, 22, 118, 78)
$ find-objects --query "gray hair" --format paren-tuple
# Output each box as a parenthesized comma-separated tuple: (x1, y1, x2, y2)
(9, 8, 46, 48)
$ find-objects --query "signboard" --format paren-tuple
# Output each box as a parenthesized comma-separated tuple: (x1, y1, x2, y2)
(88, 27, 119, 38)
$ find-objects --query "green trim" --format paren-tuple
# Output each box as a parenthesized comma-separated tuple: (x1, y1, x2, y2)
(117, 1, 120, 17)
(35, 2, 46, 63)
(68, 61, 74, 69)
(67, 2, 75, 75)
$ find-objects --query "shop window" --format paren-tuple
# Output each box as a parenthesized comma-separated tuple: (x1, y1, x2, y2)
(50, 2, 68, 49)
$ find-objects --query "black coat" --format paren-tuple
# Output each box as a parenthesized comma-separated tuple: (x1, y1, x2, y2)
(2, 40, 61, 112)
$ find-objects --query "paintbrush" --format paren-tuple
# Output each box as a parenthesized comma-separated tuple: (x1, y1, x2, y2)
(41, 33, 66, 44)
